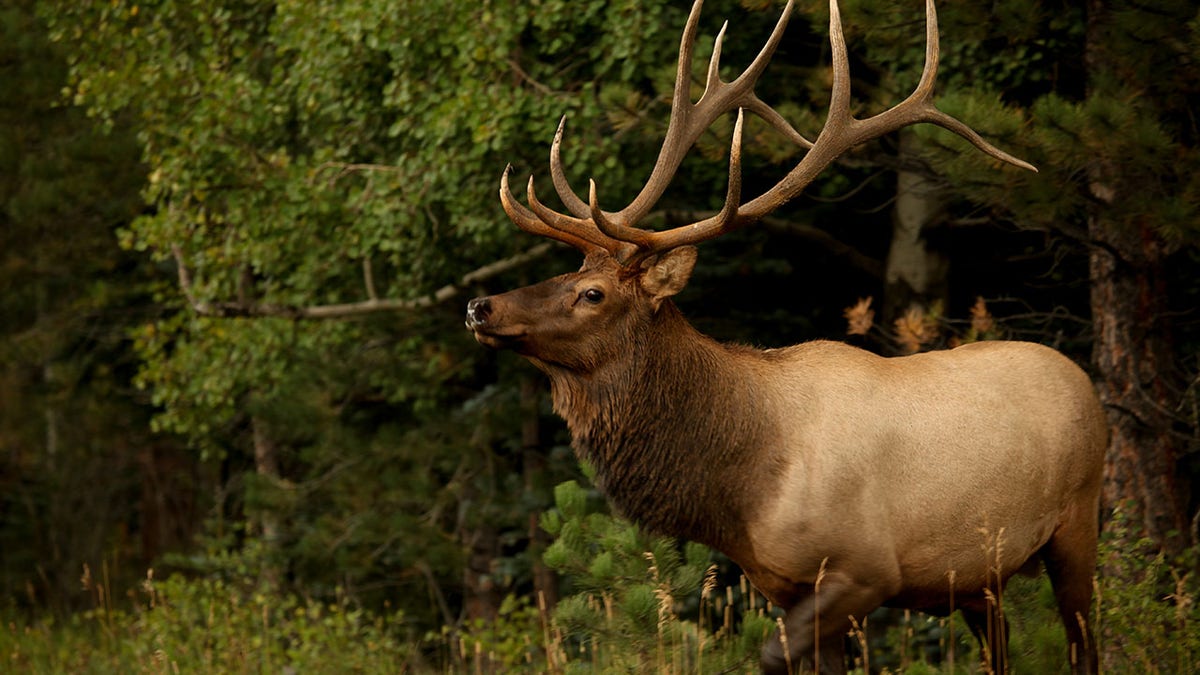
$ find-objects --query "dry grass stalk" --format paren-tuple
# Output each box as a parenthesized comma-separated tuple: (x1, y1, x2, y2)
(698, 563, 719, 672)
(974, 525, 1009, 674)
(776, 616, 793, 675)
(849, 615, 869, 673)
(948, 569, 957, 674)
(814, 557, 829, 670)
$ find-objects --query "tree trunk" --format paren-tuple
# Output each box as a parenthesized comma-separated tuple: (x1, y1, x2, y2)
(884, 131, 949, 343)
(1086, 0, 1192, 556)
(462, 526, 501, 623)
(251, 416, 283, 587)
(462, 420, 501, 626)
(460, 481, 501, 672)
(522, 376, 559, 612)
(137, 444, 200, 564)
(1088, 214, 1191, 552)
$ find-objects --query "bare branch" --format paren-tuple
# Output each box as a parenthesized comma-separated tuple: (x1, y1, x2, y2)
(657, 209, 884, 279)
(506, 58, 554, 95)
(170, 242, 554, 320)
(312, 161, 407, 188)
(362, 258, 379, 301)
(171, 243, 211, 314)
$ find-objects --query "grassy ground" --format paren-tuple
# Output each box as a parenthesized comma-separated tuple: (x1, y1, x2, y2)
(4, 503, 1196, 673)
(3, 555, 1195, 674)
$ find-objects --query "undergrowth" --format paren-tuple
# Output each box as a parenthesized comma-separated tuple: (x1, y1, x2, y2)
(4, 563, 414, 674)
(3, 492, 1197, 673)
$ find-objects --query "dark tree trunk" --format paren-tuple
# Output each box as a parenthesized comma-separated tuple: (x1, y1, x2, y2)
(462, 526, 501, 623)
(251, 417, 282, 543)
(460, 468, 501, 673)
(251, 416, 283, 587)
(521, 376, 559, 612)
(461, 420, 501, 626)
(137, 444, 201, 563)
(1088, 214, 1191, 552)
(1086, 0, 1192, 555)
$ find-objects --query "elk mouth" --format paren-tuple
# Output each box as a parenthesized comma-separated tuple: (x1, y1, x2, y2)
(468, 325, 527, 350)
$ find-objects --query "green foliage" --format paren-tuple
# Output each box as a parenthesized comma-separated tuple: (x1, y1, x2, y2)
(908, 1, 1200, 254)
(452, 594, 547, 671)
(28, 0, 712, 625)
(540, 480, 773, 673)
(0, 0, 175, 609)
(2, 565, 415, 673)
(1096, 507, 1200, 673)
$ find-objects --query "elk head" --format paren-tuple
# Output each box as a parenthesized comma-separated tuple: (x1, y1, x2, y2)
(466, 246, 696, 372)
(467, 0, 1035, 369)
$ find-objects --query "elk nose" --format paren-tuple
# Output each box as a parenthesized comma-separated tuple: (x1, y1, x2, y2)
(465, 297, 492, 329)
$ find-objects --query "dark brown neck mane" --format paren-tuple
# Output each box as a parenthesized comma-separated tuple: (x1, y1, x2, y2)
(537, 302, 783, 552)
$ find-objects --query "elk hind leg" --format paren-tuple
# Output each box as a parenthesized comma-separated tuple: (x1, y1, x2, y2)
(761, 617, 846, 675)
(761, 574, 883, 675)
(1041, 499, 1100, 675)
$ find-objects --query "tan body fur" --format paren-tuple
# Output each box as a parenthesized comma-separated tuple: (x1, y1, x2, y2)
(741, 341, 1105, 613)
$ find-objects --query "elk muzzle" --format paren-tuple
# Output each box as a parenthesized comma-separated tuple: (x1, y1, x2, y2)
(466, 296, 526, 350)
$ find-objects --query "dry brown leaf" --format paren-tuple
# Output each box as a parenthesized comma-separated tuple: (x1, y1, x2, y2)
(844, 296, 875, 336)
(970, 296, 995, 336)
(894, 305, 939, 354)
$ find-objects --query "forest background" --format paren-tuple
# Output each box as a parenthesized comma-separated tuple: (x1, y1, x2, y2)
(2, 0, 1199, 672)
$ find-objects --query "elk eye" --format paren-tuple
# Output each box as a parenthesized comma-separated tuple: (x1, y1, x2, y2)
(583, 289, 605, 304)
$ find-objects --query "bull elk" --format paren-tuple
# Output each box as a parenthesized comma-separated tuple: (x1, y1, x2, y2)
(465, 1, 1105, 672)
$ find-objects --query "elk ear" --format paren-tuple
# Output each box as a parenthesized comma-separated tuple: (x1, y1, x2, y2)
(639, 246, 697, 309)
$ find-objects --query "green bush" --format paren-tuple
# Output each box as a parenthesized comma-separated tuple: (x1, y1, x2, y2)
(539, 480, 782, 673)
(3, 558, 415, 674)
(1095, 509, 1200, 674)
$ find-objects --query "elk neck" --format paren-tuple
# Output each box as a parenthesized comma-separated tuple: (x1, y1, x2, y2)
(536, 301, 788, 553)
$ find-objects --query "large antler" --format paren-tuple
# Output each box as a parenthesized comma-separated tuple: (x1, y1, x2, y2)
(501, 0, 1035, 264)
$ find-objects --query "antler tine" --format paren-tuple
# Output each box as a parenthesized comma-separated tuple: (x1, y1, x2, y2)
(827, 0, 852, 123)
(590, 180, 651, 250)
(898, 0, 1037, 171)
(548, 0, 711, 226)
(500, 166, 609, 254)
(549, 117, 590, 220)
(708, 13, 812, 151)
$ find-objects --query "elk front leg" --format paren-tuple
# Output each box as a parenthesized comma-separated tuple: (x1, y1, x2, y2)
(760, 573, 884, 675)
(962, 601, 1010, 675)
